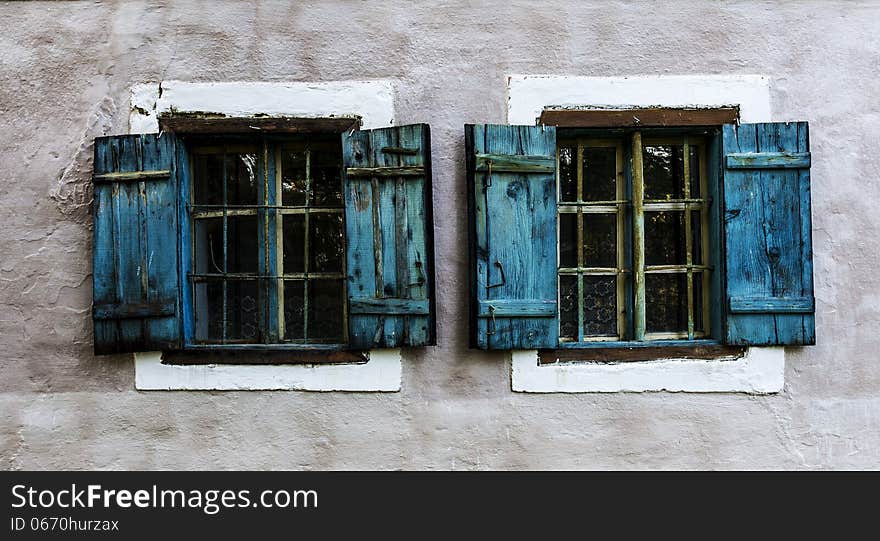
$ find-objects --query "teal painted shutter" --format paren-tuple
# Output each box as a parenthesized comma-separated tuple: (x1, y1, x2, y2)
(722, 122, 815, 345)
(342, 124, 436, 348)
(92, 134, 182, 354)
(466, 124, 558, 349)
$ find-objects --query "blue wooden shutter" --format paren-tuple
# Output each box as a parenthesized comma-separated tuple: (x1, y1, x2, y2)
(466, 124, 558, 349)
(342, 124, 436, 348)
(722, 122, 815, 345)
(92, 134, 182, 354)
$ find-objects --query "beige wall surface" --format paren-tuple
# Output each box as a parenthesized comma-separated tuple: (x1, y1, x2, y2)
(1, 0, 878, 469)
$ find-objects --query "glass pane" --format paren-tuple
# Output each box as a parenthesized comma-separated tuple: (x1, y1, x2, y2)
(280, 150, 308, 206)
(688, 145, 701, 197)
(559, 275, 578, 340)
(226, 153, 258, 205)
(308, 279, 346, 341)
(283, 280, 305, 340)
(691, 210, 703, 265)
(227, 215, 258, 274)
(193, 154, 223, 205)
(311, 149, 343, 206)
(282, 215, 306, 274)
(309, 213, 344, 273)
(194, 280, 224, 341)
(226, 280, 260, 341)
(194, 217, 224, 273)
(559, 213, 577, 267)
(694, 272, 705, 334)
(558, 145, 576, 202)
(645, 273, 687, 334)
(643, 144, 685, 200)
(582, 147, 617, 201)
(583, 276, 617, 337)
(583, 213, 616, 268)
(645, 211, 687, 266)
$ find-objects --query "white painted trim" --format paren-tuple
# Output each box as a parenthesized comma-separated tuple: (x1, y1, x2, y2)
(130, 80, 395, 132)
(511, 347, 784, 394)
(507, 73, 781, 394)
(129, 80, 400, 392)
(135, 350, 401, 391)
(507, 74, 771, 125)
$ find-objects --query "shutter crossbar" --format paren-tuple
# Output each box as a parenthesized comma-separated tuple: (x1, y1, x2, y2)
(93, 170, 172, 183)
(474, 153, 554, 173)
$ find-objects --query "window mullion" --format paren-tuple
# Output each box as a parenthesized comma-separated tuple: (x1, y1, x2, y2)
(576, 143, 584, 343)
(631, 131, 646, 341)
(222, 150, 229, 344)
(683, 138, 694, 340)
(303, 149, 311, 341)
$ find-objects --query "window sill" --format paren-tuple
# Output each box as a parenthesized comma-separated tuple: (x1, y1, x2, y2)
(511, 347, 784, 394)
(134, 349, 401, 391)
(541, 343, 744, 364)
(162, 348, 367, 366)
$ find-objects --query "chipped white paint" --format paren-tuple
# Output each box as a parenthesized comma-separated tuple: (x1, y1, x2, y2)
(507, 74, 772, 125)
(135, 349, 402, 391)
(507, 73, 779, 393)
(129, 80, 396, 132)
(511, 347, 784, 394)
(129, 80, 399, 391)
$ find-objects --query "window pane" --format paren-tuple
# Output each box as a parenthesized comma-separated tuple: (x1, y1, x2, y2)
(308, 279, 346, 341)
(194, 217, 224, 273)
(226, 153, 258, 205)
(282, 215, 305, 274)
(559, 275, 578, 340)
(283, 280, 305, 340)
(691, 210, 702, 265)
(643, 145, 685, 200)
(194, 280, 224, 341)
(582, 147, 617, 201)
(559, 213, 577, 267)
(311, 149, 343, 206)
(583, 276, 617, 337)
(309, 213, 344, 273)
(193, 154, 223, 205)
(558, 145, 577, 202)
(226, 280, 260, 341)
(645, 273, 687, 334)
(689, 145, 701, 197)
(583, 213, 616, 267)
(227, 215, 259, 274)
(280, 150, 308, 206)
(694, 272, 705, 334)
(645, 211, 687, 266)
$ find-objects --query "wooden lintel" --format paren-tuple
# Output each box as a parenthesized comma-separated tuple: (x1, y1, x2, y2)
(158, 115, 362, 134)
(540, 107, 740, 128)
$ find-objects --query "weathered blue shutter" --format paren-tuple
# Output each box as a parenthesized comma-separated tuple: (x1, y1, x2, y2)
(466, 124, 558, 349)
(92, 134, 182, 354)
(722, 122, 815, 345)
(342, 124, 436, 348)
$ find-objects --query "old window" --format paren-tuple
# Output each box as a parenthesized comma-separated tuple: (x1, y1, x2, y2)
(190, 138, 347, 346)
(466, 119, 815, 350)
(557, 134, 710, 343)
(91, 123, 436, 356)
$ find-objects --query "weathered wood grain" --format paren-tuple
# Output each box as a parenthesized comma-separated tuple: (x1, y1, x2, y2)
(722, 122, 815, 345)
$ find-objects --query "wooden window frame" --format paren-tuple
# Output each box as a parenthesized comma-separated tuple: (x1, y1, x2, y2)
(187, 136, 349, 350)
(554, 126, 718, 348)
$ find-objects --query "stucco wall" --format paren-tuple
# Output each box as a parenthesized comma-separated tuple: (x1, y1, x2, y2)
(1, 0, 878, 469)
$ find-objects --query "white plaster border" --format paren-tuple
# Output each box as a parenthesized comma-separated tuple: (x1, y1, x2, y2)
(511, 348, 784, 394)
(507, 74, 783, 394)
(135, 350, 401, 392)
(129, 80, 400, 392)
